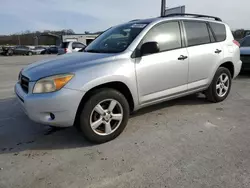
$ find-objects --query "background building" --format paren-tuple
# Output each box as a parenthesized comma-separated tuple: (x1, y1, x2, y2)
(61, 34, 99, 45)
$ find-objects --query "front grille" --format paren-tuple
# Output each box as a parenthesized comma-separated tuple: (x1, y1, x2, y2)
(20, 75, 29, 93)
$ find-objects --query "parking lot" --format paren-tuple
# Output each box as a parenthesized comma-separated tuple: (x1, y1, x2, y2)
(0, 55, 250, 188)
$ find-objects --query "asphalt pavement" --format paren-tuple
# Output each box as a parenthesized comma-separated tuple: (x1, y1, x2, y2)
(0, 55, 250, 188)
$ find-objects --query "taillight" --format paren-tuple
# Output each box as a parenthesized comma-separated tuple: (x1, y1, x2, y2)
(233, 40, 240, 47)
(64, 48, 68, 53)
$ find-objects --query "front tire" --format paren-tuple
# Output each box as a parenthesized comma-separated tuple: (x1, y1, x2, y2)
(79, 89, 129, 143)
(205, 67, 232, 103)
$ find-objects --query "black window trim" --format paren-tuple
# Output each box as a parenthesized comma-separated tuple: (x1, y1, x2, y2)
(206, 22, 216, 43)
(182, 20, 213, 48)
(132, 20, 184, 58)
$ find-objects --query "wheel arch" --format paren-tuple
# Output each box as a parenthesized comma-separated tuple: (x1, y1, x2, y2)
(74, 81, 135, 126)
(219, 61, 234, 78)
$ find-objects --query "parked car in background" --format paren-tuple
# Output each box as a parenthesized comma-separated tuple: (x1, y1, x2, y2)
(13, 46, 34, 56)
(58, 42, 86, 55)
(1, 46, 14, 56)
(32, 47, 46, 55)
(41, 46, 58, 54)
(15, 14, 241, 143)
(240, 35, 250, 71)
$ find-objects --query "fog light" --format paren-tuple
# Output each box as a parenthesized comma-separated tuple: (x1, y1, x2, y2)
(50, 113, 55, 120)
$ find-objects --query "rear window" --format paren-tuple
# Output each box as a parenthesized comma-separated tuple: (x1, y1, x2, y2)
(184, 21, 210, 47)
(210, 22, 226, 42)
(60, 42, 70, 48)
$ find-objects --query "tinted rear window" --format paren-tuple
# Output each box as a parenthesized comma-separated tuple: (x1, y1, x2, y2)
(184, 21, 210, 46)
(210, 22, 226, 42)
(60, 42, 70, 48)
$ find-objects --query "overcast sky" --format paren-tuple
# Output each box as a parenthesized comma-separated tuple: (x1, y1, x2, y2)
(0, 0, 248, 34)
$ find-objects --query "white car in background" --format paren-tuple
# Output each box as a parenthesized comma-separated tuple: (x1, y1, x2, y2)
(58, 41, 86, 55)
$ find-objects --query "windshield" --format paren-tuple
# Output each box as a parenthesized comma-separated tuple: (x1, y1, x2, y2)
(241, 37, 250, 47)
(84, 22, 148, 53)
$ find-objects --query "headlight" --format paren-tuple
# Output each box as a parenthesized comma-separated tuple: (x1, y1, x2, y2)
(33, 74, 74, 94)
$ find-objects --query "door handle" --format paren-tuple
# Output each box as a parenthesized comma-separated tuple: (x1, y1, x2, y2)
(178, 55, 188, 60)
(215, 49, 222, 54)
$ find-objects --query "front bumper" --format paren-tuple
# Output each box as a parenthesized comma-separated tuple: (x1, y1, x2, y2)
(15, 83, 85, 127)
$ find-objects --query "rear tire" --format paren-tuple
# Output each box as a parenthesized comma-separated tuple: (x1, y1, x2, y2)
(78, 88, 129, 143)
(205, 67, 232, 103)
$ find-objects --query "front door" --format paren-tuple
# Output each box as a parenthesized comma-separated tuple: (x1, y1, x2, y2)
(135, 21, 189, 104)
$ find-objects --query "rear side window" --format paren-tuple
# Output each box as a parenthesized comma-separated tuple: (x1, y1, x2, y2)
(210, 22, 226, 42)
(143, 21, 182, 52)
(184, 21, 210, 47)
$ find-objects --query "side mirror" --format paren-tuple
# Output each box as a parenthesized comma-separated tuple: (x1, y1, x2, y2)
(140, 42, 160, 56)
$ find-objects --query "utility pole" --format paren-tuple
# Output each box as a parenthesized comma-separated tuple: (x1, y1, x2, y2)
(161, 0, 166, 16)
(18, 35, 21, 45)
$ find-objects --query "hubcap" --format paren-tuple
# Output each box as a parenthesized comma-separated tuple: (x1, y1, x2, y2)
(216, 73, 230, 97)
(90, 99, 123, 136)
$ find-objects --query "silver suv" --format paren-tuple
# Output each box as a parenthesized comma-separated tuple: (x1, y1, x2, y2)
(15, 14, 242, 143)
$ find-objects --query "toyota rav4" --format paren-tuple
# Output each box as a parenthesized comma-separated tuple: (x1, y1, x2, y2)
(15, 14, 242, 143)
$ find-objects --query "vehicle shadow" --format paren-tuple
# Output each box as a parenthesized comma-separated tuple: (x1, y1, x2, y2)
(0, 97, 93, 155)
(0, 93, 210, 155)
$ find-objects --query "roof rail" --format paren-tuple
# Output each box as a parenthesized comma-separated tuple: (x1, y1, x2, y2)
(162, 13, 222, 22)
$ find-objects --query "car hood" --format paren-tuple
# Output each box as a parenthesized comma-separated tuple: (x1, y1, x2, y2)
(240, 47, 250, 55)
(22, 52, 116, 81)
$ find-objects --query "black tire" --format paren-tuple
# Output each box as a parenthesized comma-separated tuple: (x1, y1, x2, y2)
(78, 88, 129, 143)
(205, 67, 232, 103)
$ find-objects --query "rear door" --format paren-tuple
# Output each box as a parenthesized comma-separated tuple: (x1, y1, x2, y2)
(183, 21, 223, 90)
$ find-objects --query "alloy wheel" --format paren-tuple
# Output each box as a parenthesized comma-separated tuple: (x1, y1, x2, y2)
(90, 99, 123, 136)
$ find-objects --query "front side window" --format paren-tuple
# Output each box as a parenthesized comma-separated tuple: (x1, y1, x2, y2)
(142, 21, 182, 52)
(184, 21, 210, 46)
(84, 22, 149, 53)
